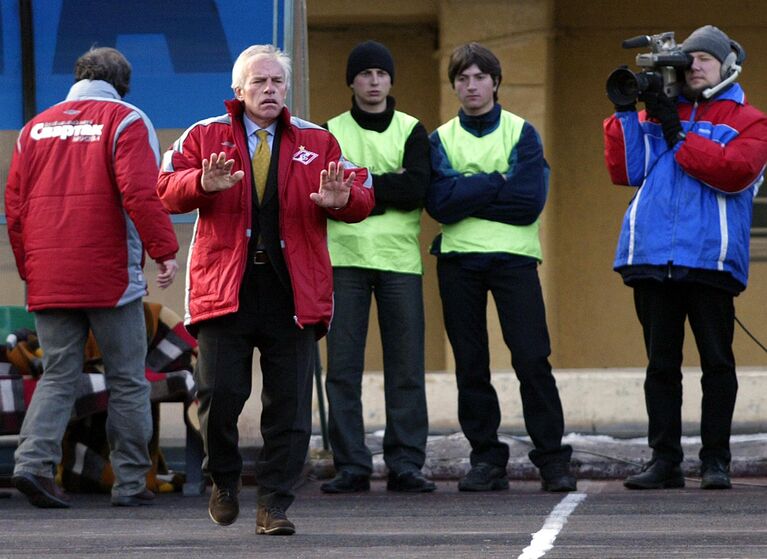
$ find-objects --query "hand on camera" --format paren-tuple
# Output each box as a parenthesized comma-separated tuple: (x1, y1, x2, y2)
(613, 102, 636, 112)
(642, 92, 684, 149)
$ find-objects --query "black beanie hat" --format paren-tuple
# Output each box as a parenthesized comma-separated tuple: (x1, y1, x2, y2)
(346, 41, 395, 85)
(682, 25, 746, 65)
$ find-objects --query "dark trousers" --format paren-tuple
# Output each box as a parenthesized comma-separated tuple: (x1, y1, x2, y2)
(325, 267, 428, 476)
(437, 258, 571, 469)
(195, 261, 316, 510)
(633, 281, 737, 465)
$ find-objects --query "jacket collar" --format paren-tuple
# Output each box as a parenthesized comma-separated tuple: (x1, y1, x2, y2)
(458, 103, 502, 137)
(65, 80, 121, 101)
(679, 82, 745, 105)
(224, 99, 292, 129)
(349, 95, 396, 132)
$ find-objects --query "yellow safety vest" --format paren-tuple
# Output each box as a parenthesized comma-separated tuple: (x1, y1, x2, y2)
(327, 110, 423, 274)
(436, 110, 542, 260)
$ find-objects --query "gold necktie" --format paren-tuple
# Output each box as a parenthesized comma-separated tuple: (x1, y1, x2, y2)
(252, 129, 270, 205)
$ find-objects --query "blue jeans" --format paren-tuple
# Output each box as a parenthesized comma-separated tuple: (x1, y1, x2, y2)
(325, 267, 428, 476)
(14, 299, 151, 497)
(437, 258, 571, 469)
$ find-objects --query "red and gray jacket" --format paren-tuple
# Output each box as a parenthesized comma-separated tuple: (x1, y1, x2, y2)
(157, 101, 374, 336)
(5, 80, 179, 310)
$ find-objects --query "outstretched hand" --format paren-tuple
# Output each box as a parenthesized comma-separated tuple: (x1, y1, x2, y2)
(310, 161, 355, 209)
(201, 152, 245, 192)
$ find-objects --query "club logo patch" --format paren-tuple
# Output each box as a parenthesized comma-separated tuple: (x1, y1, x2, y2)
(292, 145, 318, 165)
(30, 120, 103, 142)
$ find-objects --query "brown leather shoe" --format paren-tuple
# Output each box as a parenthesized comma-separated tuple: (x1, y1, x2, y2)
(208, 483, 240, 526)
(12, 472, 71, 508)
(256, 504, 295, 536)
(111, 488, 156, 507)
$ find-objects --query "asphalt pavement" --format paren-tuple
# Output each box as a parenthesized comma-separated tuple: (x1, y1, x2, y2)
(3, 477, 767, 558)
(4, 431, 767, 558)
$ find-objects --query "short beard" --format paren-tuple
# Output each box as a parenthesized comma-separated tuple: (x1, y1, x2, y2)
(682, 83, 707, 101)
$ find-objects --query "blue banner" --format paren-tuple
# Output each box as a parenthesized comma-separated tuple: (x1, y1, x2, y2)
(0, 0, 283, 130)
(0, 0, 22, 129)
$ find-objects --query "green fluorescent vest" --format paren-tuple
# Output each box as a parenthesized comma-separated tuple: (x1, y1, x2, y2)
(436, 110, 542, 260)
(327, 110, 423, 274)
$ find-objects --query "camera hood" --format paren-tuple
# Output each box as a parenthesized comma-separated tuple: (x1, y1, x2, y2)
(606, 67, 664, 106)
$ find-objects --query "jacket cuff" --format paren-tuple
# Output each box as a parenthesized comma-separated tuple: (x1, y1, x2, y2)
(154, 253, 176, 264)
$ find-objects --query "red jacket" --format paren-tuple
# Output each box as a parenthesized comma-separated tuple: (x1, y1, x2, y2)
(5, 80, 179, 310)
(157, 101, 374, 335)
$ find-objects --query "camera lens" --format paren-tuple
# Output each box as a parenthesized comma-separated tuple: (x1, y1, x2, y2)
(606, 67, 640, 105)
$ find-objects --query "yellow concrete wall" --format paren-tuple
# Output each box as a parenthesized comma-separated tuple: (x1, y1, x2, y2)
(0, 133, 25, 306)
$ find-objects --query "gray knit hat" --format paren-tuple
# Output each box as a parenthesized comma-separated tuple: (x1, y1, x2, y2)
(681, 25, 745, 65)
(346, 41, 395, 85)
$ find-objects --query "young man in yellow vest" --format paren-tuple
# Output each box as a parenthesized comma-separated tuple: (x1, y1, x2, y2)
(427, 42, 576, 492)
(321, 41, 435, 493)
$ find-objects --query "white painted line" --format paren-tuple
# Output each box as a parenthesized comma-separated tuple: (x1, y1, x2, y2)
(518, 492, 587, 559)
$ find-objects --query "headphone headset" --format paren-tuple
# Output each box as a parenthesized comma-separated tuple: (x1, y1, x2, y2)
(720, 50, 737, 79)
(701, 38, 745, 99)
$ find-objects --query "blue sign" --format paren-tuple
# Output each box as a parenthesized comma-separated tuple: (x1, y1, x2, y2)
(0, 0, 284, 130)
(0, 0, 22, 129)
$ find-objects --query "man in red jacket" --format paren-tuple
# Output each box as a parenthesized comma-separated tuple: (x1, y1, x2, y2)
(157, 44, 374, 535)
(5, 47, 179, 509)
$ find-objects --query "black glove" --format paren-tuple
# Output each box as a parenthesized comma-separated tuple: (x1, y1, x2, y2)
(613, 102, 636, 112)
(643, 92, 684, 148)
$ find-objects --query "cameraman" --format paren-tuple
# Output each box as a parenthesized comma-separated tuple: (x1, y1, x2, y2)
(604, 25, 767, 490)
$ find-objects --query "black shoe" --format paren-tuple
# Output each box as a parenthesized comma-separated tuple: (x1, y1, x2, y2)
(624, 459, 685, 490)
(208, 483, 240, 526)
(540, 462, 577, 492)
(111, 488, 155, 507)
(701, 459, 732, 490)
(12, 472, 71, 509)
(387, 470, 436, 493)
(256, 504, 296, 536)
(458, 463, 509, 492)
(320, 471, 370, 494)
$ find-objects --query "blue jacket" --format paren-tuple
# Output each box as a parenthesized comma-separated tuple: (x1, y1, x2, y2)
(604, 84, 767, 290)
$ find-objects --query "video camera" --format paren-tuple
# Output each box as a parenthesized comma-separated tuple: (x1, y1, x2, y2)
(606, 32, 691, 106)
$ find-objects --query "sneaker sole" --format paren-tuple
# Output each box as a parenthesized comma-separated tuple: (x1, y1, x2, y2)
(320, 485, 370, 494)
(701, 480, 732, 490)
(112, 497, 154, 507)
(12, 475, 70, 509)
(386, 480, 437, 493)
(256, 525, 295, 536)
(458, 478, 509, 492)
(542, 482, 577, 492)
(623, 478, 685, 490)
(208, 507, 238, 526)
(386, 485, 437, 493)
